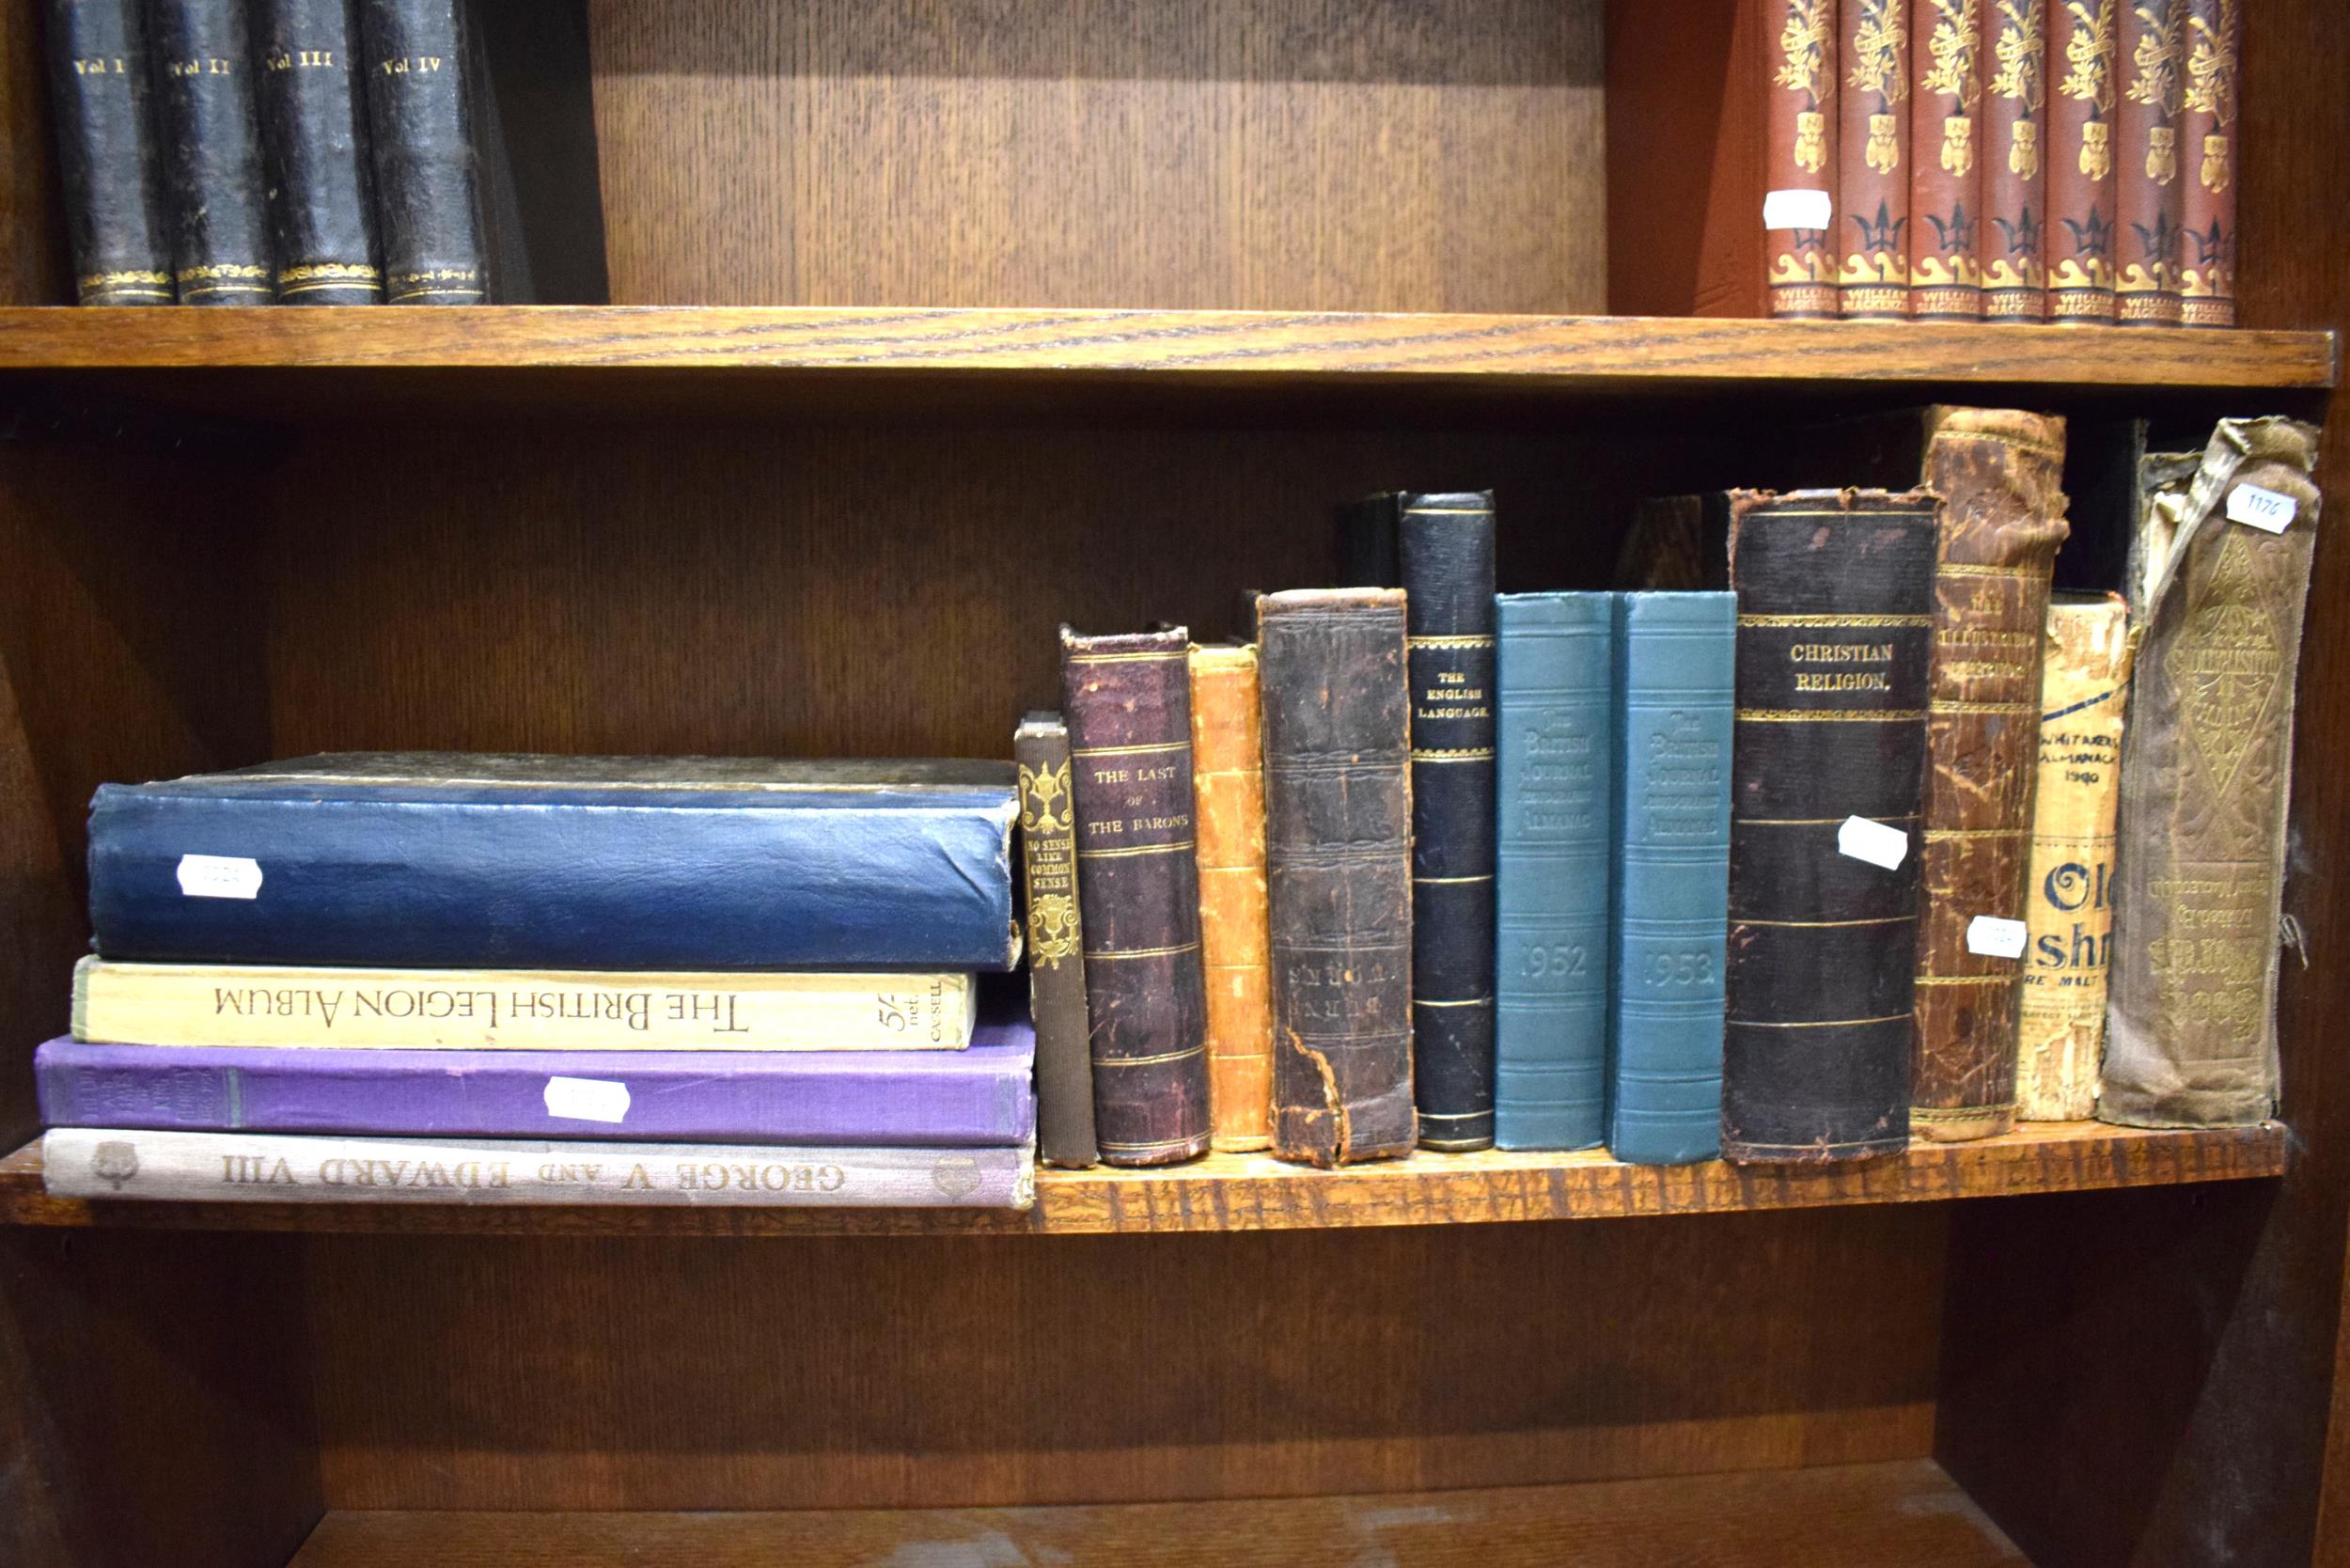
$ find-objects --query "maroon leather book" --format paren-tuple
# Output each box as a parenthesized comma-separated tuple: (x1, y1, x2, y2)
(1258, 589, 1417, 1167)
(2178, 0, 2238, 327)
(1058, 627, 1213, 1167)
(2047, 0, 2119, 323)
(1766, 0, 1839, 319)
(1838, 0, 1911, 319)
(2114, 0, 2184, 324)
(1982, 0, 2048, 320)
(1909, 0, 1984, 320)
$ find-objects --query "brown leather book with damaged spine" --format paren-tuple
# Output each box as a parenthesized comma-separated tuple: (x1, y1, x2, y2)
(1190, 644, 1273, 1152)
(1059, 626, 1213, 1167)
(2102, 417, 2322, 1127)
(1258, 589, 1417, 1167)
(1910, 409, 2071, 1142)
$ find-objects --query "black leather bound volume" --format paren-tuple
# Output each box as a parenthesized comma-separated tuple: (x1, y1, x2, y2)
(254, 0, 380, 302)
(1721, 489, 1938, 1164)
(45, 0, 174, 304)
(1259, 588, 1418, 1166)
(145, 0, 274, 304)
(357, 0, 484, 303)
(1340, 493, 1500, 1149)
(1059, 628, 1213, 1167)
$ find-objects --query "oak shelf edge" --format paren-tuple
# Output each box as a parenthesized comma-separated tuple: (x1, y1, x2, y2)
(0, 306, 2327, 391)
(0, 1120, 2285, 1238)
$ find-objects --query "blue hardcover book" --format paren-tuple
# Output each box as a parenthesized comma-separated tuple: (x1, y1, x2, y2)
(88, 753, 1021, 971)
(1607, 593, 1734, 1164)
(1493, 593, 1615, 1151)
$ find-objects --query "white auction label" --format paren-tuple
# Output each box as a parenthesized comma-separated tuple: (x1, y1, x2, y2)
(2227, 483, 2298, 533)
(175, 854, 262, 900)
(1966, 915, 2029, 959)
(543, 1076, 632, 1124)
(1763, 188, 1833, 230)
(1836, 815, 1909, 870)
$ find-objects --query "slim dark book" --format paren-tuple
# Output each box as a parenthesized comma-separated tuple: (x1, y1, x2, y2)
(1015, 713, 1098, 1168)
(1258, 589, 1417, 1166)
(1340, 492, 1499, 1149)
(45, 0, 174, 304)
(1058, 628, 1212, 1167)
(357, 0, 485, 303)
(1721, 489, 1938, 1164)
(146, 0, 274, 304)
(254, 0, 379, 301)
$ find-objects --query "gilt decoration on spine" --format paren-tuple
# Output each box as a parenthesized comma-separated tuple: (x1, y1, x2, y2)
(2177, 0, 2237, 326)
(2048, 0, 2118, 322)
(1768, 0, 1840, 318)
(1839, 0, 1911, 318)
(1983, 0, 2047, 319)
(2114, 0, 2184, 323)
(1911, 0, 1984, 319)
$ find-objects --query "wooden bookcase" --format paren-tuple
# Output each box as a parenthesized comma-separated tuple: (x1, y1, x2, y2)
(0, 3, 2343, 1564)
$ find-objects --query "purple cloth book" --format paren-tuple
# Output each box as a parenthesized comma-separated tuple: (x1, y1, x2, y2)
(37, 1016, 1036, 1146)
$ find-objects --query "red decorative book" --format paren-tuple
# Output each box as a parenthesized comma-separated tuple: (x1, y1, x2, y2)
(1982, 0, 2049, 320)
(1910, 0, 1984, 320)
(2178, 0, 2238, 327)
(2047, 0, 2119, 323)
(1767, 0, 1840, 319)
(2114, 0, 2184, 324)
(1838, 0, 1911, 319)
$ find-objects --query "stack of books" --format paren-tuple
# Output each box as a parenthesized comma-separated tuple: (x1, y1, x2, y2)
(37, 754, 1037, 1211)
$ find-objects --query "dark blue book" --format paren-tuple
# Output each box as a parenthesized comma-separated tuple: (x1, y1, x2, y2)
(1607, 593, 1735, 1165)
(1493, 592, 1614, 1151)
(88, 753, 1021, 971)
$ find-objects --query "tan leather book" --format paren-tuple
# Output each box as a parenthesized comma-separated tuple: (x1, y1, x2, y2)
(1910, 408, 2071, 1143)
(1189, 644, 1273, 1152)
(2103, 416, 2322, 1127)
(2015, 594, 2129, 1121)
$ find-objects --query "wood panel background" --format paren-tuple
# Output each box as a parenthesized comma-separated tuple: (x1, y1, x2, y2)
(306, 1208, 1943, 1510)
(583, 0, 1606, 312)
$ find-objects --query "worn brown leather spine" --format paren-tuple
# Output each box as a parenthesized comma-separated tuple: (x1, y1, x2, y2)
(1909, 0, 1983, 320)
(1838, 0, 1911, 318)
(2177, 0, 2237, 327)
(1723, 489, 1939, 1164)
(1258, 589, 1416, 1167)
(2103, 417, 2322, 1127)
(1015, 712, 1098, 1168)
(2047, 0, 2118, 323)
(2016, 594, 2129, 1121)
(1909, 409, 2070, 1142)
(1982, 0, 2047, 320)
(1767, 0, 1839, 319)
(1190, 644, 1273, 1152)
(2113, 0, 2183, 324)
(1059, 627, 1213, 1166)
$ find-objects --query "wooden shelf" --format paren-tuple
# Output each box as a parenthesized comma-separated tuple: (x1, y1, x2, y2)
(0, 307, 2328, 422)
(0, 1119, 2283, 1238)
(281, 1461, 2024, 1567)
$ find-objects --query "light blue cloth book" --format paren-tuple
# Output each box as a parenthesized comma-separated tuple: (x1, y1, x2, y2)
(1606, 592, 1735, 1164)
(1493, 593, 1615, 1151)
